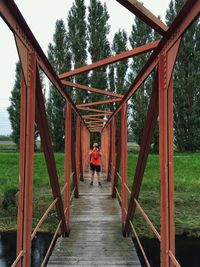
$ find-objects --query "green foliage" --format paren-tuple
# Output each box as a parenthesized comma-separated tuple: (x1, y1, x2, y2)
(166, 0, 200, 152)
(2, 186, 18, 210)
(87, 0, 110, 144)
(0, 143, 17, 152)
(7, 62, 42, 150)
(128, 18, 154, 146)
(7, 62, 21, 148)
(112, 29, 128, 95)
(87, 0, 110, 103)
(47, 19, 72, 152)
(68, 0, 89, 104)
(0, 135, 12, 141)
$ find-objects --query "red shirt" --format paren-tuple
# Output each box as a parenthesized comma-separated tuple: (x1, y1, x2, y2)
(89, 149, 101, 166)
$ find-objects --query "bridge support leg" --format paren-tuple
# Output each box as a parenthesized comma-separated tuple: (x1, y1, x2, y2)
(111, 117, 116, 189)
(106, 124, 112, 182)
(16, 52, 36, 267)
(121, 104, 128, 230)
(123, 71, 158, 236)
(159, 53, 175, 267)
(76, 116, 81, 187)
(71, 116, 79, 198)
(79, 122, 84, 181)
(64, 103, 72, 233)
(112, 115, 121, 198)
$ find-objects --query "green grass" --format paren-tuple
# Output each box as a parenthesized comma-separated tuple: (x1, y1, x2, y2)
(0, 153, 65, 232)
(0, 152, 200, 237)
(127, 153, 200, 237)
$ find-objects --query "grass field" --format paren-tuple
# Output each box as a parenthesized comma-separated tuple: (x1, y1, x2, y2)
(127, 153, 200, 237)
(0, 152, 200, 237)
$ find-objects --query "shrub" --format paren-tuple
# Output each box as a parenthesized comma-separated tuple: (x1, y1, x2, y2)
(2, 187, 18, 210)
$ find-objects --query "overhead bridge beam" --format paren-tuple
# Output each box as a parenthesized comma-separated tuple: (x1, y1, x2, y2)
(116, 0, 168, 35)
(78, 107, 112, 114)
(85, 118, 107, 122)
(62, 80, 123, 98)
(82, 114, 109, 118)
(59, 40, 160, 79)
(77, 98, 121, 108)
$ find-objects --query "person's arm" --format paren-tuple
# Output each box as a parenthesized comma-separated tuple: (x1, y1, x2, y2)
(96, 150, 102, 157)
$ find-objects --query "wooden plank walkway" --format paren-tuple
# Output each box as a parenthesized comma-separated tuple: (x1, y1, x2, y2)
(47, 172, 141, 266)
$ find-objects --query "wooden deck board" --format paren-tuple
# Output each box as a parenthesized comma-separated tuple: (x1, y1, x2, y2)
(47, 173, 141, 267)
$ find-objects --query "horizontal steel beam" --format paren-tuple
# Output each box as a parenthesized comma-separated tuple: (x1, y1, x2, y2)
(85, 118, 107, 122)
(82, 114, 109, 118)
(78, 107, 112, 114)
(88, 126, 103, 129)
(59, 40, 159, 79)
(62, 80, 123, 98)
(77, 98, 121, 108)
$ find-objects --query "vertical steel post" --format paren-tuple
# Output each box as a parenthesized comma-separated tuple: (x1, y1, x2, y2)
(159, 52, 175, 267)
(168, 79, 175, 267)
(88, 128, 91, 168)
(16, 74, 26, 267)
(106, 125, 111, 181)
(112, 115, 121, 198)
(76, 116, 81, 189)
(111, 117, 116, 189)
(35, 68, 68, 236)
(123, 71, 159, 236)
(103, 127, 107, 173)
(82, 126, 88, 172)
(79, 122, 84, 181)
(64, 102, 72, 233)
(106, 125, 111, 174)
(121, 104, 128, 228)
(81, 126, 85, 172)
(71, 116, 79, 198)
(100, 130, 104, 169)
(16, 52, 36, 267)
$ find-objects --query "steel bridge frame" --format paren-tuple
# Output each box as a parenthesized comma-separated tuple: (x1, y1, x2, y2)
(0, 0, 199, 266)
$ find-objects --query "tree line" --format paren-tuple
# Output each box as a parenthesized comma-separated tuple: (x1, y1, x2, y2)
(8, 0, 200, 152)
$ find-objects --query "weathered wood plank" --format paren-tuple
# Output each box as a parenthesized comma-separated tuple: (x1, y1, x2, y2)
(47, 173, 141, 266)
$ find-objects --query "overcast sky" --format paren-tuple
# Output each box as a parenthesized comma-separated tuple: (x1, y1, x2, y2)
(0, 0, 170, 135)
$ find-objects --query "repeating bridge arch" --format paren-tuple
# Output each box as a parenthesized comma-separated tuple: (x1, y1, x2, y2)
(0, 0, 199, 266)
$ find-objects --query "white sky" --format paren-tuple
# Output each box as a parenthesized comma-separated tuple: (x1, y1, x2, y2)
(0, 0, 170, 135)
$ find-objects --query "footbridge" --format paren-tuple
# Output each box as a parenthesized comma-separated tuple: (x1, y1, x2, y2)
(0, 0, 199, 266)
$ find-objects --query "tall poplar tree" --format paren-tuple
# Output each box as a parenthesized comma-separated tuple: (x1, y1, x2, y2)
(47, 19, 71, 151)
(8, 62, 41, 149)
(128, 18, 153, 146)
(87, 0, 110, 108)
(166, 0, 200, 151)
(7, 62, 21, 148)
(112, 29, 128, 95)
(68, 0, 88, 104)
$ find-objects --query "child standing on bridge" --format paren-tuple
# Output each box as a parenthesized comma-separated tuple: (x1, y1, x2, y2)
(89, 142, 102, 187)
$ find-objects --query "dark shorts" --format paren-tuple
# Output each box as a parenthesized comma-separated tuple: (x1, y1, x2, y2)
(90, 163, 101, 172)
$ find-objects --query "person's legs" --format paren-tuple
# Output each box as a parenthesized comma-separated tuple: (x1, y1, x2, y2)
(90, 163, 95, 185)
(96, 165, 102, 186)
